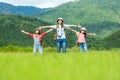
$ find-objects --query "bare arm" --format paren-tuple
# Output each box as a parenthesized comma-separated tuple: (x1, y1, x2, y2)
(67, 28, 77, 33)
(87, 33, 96, 36)
(21, 30, 30, 35)
(65, 24, 82, 28)
(46, 29, 54, 33)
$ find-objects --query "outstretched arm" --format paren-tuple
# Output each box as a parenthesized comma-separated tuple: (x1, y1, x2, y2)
(87, 33, 96, 36)
(21, 30, 30, 35)
(65, 24, 82, 28)
(46, 29, 54, 33)
(67, 28, 77, 33)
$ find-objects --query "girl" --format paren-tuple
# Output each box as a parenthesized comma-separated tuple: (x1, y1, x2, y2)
(67, 27, 96, 52)
(38, 18, 80, 53)
(21, 29, 53, 54)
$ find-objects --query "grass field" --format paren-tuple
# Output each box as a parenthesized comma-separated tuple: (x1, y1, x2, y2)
(0, 49, 120, 80)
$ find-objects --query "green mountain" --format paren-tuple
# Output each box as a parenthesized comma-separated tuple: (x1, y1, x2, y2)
(36, 0, 120, 38)
(104, 30, 120, 48)
(0, 2, 47, 16)
(0, 14, 119, 49)
(0, 14, 53, 47)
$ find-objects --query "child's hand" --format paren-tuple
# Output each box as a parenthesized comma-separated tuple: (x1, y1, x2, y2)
(77, 25, 81, 28)
(21, 30, 25, 33)
(92, 33, 96, 36)
(49, 29, 53, 31)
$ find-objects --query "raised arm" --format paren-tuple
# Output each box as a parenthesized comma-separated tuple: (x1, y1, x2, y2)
(21, 30, 30, 35)
(65, 24, 82, 28)
(87, 33, 96, 36)
(45, 29, 54, 33)
(67, 28, 77, 33)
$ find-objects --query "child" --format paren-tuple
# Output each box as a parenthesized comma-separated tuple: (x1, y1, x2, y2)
(21, 29, 53, 54)
(67, 27, 96, 52)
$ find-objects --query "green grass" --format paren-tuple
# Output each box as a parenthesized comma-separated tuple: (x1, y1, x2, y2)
(0, 49, 120, 80)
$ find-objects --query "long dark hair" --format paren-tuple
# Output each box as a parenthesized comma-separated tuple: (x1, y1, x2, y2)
(34, 29, 41, 35)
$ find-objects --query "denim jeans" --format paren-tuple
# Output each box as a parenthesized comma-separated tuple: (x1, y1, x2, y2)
(56, 39, 66, 53)
(33, 44, 43, 54)
(79, 43, 88, 52)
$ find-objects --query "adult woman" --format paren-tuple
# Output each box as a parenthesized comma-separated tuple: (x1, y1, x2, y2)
(38, 18, 80, 53)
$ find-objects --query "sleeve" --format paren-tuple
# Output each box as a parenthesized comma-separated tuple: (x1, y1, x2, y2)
(28, 33, 34, 38)
(40, 32, 47, 38)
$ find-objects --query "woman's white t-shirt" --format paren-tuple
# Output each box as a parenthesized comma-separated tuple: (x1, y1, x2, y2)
(50, 24, 74, 39)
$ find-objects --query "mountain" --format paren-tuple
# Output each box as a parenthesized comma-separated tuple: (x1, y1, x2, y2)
(0, 14, 53, 47)
(36, 0, 120, 38)
(103, 30, 120, 48)
(0, 2, 47, 15)
(0, 14, 119, 49)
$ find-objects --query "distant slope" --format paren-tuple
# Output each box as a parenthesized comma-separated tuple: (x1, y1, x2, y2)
(36, 0, 120, 38)
(0, 2, 47, 15)
(104, 30, 120, 48)
(0, 14, 52, 47)
(0, 14, 119, 49)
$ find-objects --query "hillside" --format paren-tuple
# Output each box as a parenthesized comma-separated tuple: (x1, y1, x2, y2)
(0, 14, 99, 48)
(0, 14, 119, 49)
(0, 2, 47, 15)
(37, 0, 120, 38)
(0, 14, 53, 47)
(104, 30, 120, 48)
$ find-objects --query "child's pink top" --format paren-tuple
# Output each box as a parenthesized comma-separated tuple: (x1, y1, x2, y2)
(76, 32, 86, 43)
(28, 32, 47, 40)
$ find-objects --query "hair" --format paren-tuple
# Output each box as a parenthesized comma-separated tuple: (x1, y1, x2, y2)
(34, 29, 41, 34)
(80, 30, 87, 38)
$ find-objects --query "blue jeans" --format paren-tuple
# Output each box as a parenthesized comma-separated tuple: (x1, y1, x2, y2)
(56, 39, 66, 53)
(79, 43, 88, 52)
(33, 44, 43, 54)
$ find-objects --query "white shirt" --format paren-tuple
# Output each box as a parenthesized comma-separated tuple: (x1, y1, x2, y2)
(50, 24, 76, 39)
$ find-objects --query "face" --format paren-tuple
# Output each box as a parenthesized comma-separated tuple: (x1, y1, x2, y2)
(35, 30, 40, 34)
(81, 30, 85, 33)
(58, 19, 63, 24)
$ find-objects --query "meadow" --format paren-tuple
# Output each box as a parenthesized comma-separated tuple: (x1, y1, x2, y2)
(0, 46, 120, 80)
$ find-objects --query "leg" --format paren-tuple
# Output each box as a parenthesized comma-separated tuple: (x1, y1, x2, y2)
(79, 43, 84, 52)
(56, 39, 61, 53)
(33, 44, 37, 55)
(62, 39, 66, 53)
(38, 45, 43, 54)
(84, 43, 88, 51)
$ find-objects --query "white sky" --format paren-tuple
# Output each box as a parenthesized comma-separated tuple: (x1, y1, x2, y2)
(0, 0, 76, 8)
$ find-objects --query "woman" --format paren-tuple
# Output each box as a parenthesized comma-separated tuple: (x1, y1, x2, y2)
(38, 18, 80, 53)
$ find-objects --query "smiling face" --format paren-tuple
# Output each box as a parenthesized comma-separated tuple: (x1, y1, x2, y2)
(80, 30, 85, 34)
(81, 30, 85, 33)
(57, 19, 63, 24)
(34, 29, 40, 34)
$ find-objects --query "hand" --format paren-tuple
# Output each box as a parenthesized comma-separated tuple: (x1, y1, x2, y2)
(77, 25, 82, 28)
(38, 27, 41, 30)
(50, 29, 53, 31)
(92, 33, 96, 36)
(21, 30, 25, 33)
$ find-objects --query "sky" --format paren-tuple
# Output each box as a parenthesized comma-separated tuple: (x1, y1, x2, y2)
(0, 0, 76, 8)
